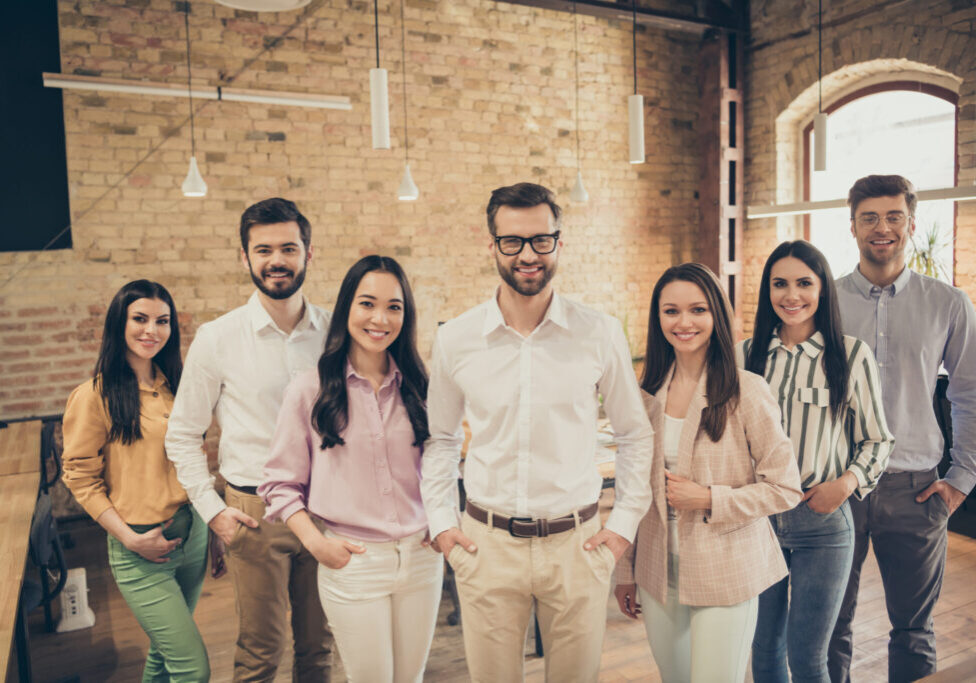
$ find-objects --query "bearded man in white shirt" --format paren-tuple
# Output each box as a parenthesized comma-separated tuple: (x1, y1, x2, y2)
(421, 182, 654, 682)
(166, 198, 333, 682)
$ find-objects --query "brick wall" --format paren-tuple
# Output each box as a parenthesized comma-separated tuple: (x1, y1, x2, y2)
(0, 0, 702, 418)
(743, 0, 976, 332)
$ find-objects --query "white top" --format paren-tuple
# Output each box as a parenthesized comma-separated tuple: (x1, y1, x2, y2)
(420, 290, 655, 542)
(165, 292, 331, 523)
(663, 414, 682, 555)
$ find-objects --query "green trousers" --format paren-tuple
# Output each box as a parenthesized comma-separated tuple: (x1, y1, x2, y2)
(107, 504, 210, 682)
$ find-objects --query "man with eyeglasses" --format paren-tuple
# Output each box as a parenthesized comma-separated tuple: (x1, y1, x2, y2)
(421, 182, 653, 681)
(827, 175, 976, 683)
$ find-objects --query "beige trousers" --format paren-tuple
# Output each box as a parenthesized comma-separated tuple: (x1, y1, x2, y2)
(448, 508, 615, 682)
(224, 487, 333, 682)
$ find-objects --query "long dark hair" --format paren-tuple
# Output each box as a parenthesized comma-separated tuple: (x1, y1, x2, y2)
(642, 263, 739, 442)
(746, 240, 849, 420)
(311, 256, 428, 449)
(93, 280, 182, 444)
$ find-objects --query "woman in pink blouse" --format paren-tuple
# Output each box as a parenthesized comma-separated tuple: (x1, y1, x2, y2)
(259, 255, 441, 683)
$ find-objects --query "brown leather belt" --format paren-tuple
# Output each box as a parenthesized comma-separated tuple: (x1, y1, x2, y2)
(466, 501, 599, 538)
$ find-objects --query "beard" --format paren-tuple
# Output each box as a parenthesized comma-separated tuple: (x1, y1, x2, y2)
(495, 255, 557, 296)
(248, 260, 307, 300)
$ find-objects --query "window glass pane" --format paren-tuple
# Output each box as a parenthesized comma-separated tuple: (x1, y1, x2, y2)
(808, 90, 955, 281)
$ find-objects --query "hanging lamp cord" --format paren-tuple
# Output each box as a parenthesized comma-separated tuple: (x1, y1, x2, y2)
(574, 1, 580, 172)
(400, 0, 409, 159)
(818, 0, 822, 113)
(632, 0, 637, 95)
(184, 4, 196, 157)
(374, 0, 381, 68)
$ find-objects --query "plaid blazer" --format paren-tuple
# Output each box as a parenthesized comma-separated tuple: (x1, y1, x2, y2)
(614, 366, 802, 607)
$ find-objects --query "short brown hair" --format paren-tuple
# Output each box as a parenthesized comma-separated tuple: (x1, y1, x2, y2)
(239, 197, 311, 250)
(486, 183, 562, 236)
(847, 175, 917, 220)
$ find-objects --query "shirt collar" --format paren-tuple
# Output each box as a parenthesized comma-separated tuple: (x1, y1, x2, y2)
(346, 355, 402, 390)
(139, 364, 170, 392)
(850, 265, 912, 297)
(246, 291, 323, 334)
(767, 329, 824, 359)
(482, 288, 569, 336)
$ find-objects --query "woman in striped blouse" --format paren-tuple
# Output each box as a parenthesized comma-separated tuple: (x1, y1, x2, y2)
(739, 241, 894, 683)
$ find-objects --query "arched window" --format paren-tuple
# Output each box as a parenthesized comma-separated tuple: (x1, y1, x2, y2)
(803, 82, 957, 281)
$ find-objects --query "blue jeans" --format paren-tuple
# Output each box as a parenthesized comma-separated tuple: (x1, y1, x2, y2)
(752, 499, 854, 683)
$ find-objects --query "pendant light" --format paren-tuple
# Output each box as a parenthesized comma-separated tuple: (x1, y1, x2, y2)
(569, 1, 588, 203)
(813, 0, 827, 172)
(181, 3, 207, 197)
(628, 0, 645, 164)
(370, 0, 391, 149)
(397, 0, 418, 200)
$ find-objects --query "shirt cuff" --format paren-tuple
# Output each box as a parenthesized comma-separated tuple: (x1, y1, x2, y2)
(944, 465, 976, 497)
(271, 499, 307, 525)
(83, 495, 115, 524)
(706, 484, 732, 523)
(193, 489, 228, 525)
(427, 508, 462, 541)
(604, 508, 640, 543)
(846, 466, 870, 491)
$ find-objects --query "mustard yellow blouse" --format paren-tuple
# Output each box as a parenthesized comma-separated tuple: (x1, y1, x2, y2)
(61, 373, 188, 524)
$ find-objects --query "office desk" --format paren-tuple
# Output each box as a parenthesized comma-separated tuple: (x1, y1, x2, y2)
(0, 421, 42, 476)
(0, 470, 42, 680)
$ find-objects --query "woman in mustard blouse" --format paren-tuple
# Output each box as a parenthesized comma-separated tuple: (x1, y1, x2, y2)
(62, 280, 209, 682)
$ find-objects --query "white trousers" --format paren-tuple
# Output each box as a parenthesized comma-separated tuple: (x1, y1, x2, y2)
(640, 554, 758, 683)
(317, 528, 444, 683)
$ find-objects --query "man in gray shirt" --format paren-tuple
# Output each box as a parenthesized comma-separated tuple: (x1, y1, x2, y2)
(828, 175, 976, 682)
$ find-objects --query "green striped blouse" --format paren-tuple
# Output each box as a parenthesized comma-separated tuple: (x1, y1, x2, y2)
(736, 332, 894, 498)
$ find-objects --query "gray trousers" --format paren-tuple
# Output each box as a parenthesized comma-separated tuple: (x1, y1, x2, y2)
(827, 468, 950, 683)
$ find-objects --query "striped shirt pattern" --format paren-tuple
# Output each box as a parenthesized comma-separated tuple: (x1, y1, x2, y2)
(737, 332, 894, 498)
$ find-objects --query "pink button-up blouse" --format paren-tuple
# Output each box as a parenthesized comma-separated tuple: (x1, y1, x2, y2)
(259, 359, 428, 542)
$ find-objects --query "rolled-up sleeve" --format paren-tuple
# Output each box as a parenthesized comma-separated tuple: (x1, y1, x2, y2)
(61, 382, 114, 521)
(259, 376, 315, 523)
(420, 329, 465, 540)
(598, 318, 654, 542)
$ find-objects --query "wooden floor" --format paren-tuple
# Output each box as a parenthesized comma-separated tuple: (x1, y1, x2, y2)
(23, 506, 976, 682)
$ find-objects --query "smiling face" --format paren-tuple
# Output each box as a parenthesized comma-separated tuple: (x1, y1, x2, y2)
(659, 280, 714, 360)
(241, 221, 311, 301)
(850, 194, 915, 270)
(346, 270, 405, 357)
(124, 297, 172, 367)
(492, 203, 560, 297)
(769, 256, 821, 340)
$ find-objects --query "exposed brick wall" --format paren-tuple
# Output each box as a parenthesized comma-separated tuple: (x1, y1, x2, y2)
(0, 0, 701, 418)
(744, 0, 976, 334)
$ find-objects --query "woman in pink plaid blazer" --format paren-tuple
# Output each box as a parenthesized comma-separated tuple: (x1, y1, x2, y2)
(614, 263, 802, 682)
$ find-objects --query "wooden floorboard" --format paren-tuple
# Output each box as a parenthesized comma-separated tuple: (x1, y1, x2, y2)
(22, 509, 976, 682)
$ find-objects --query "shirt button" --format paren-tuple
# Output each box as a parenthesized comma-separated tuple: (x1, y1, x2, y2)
(152, 392, 159, 397)
(163, 413, 170, 418)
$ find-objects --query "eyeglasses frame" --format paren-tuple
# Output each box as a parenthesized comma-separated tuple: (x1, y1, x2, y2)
(493, 230, 562, 256)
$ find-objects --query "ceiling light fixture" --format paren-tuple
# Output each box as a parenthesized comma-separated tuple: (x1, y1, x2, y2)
(813, 0, 827, 172)
(370, 0, 391, 150)
(628, 0, 644, 164)
(747, 185, 976, 219)
(181, 3, 207, 198)
(570, 1, 588, 203)
(397, 0, 418, 200)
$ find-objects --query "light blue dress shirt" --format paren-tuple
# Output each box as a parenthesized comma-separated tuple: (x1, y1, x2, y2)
(836, 266, 976, 495)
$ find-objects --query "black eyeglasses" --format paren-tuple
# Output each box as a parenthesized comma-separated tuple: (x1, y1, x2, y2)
(494, 231, 561, 256)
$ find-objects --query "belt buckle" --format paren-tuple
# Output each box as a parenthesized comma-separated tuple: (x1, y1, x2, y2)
(507, 516, 537, 538)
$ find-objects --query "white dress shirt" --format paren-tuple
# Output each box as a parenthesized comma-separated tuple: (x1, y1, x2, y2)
(165, 292, 331, 523)
(421, 291, 654, 542)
